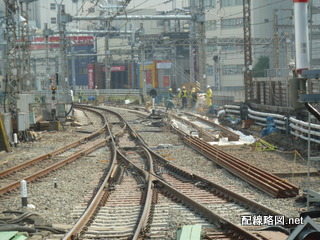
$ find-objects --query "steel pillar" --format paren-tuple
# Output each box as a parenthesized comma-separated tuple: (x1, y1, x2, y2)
(243, 0, 253, 102)
(19, 0, 31, 91)
(4, 0, 19, 115)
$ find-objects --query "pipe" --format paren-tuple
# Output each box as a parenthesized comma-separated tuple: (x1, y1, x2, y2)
(248, 108, 286, 120)
(289, 116, 320, 130)
(290, 123, 320, 137)
(224, 105, 241, 109)
(290, 130, 320, 144)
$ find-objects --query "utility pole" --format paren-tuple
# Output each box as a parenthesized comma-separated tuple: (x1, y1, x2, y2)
(189, 0, 196, 83)
(285, 32, 292, 68)
(273, 9, 280, 70)
(19, 0, 33, 91)
(196, 0, 206, 90)
(44, 23, 53, 97)
(4, 0, 19, 115)
(130, 23, 135, 88)
(243, 0, 253, 102)
(57, 3, 72, 102)
(105, 19, 111, 89)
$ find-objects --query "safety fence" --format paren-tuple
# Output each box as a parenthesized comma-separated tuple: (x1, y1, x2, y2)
(224, 104, 320, 144)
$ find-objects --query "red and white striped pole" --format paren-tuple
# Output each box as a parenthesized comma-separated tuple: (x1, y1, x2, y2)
(293, 0, 310, 74)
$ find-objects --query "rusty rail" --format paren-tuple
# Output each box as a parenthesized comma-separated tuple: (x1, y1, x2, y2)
(172, 127, 299, 198)
(0, 108, 107, 179)
(66, 105, 293, 239)
(183, 111, 240, 141)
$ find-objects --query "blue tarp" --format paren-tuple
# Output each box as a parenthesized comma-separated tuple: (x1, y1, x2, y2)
(261, 116, 278, 137)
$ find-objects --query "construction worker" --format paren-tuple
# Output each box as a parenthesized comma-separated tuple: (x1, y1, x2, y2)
(166, 88, 178, 112)
(180, 86, 188, 109)
(51, 96, 57, 120)
(206, 85, 213, 108)
(78, 89, 83, 103)
(190, 87, 198, 110)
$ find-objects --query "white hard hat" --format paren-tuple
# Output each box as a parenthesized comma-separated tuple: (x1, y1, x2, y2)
(177, 88, 181, 91)
(207, 85, 210, 88)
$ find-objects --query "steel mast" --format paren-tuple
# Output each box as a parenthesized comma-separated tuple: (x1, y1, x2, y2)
(243, 0, 253, 102)
(4, 0, 19, 115)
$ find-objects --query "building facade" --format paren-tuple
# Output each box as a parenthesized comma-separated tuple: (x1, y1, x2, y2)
(205, 0, 293, 95)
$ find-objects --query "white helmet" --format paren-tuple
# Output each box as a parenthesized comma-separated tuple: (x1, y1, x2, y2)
(177, 88, 181, 91)
(207, 85, 210, 88)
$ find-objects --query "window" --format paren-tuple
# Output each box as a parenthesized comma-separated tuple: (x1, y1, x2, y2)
(205, 20, 217, 31)
(51, 17, 57, 24)
(157, 20, 165, 27)
(206, 45, 215, 52)
(50, 3, 56, 10)
(222, 65, 244, 75)
(221, 18, 243, 29)
(221, 0, 242, 7)
(206, 65, 214, 76)
(204, 0, 215, 8)
(221, 45, 239, 52)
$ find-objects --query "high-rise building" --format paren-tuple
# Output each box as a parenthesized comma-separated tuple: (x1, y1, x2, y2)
(205, 0, 293, 99)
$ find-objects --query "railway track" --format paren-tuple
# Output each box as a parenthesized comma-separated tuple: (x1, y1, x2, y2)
(167, 111, 299, 198)
(0, 107, 107, 196)
(60, 105, 292, 240)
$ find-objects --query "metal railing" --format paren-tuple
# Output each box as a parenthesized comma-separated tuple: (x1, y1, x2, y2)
(224, 104, 320, 144)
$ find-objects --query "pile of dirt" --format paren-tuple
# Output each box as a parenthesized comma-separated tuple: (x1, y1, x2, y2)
(261, 132, 309, 157)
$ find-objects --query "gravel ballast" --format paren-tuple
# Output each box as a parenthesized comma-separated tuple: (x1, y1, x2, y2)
(0, 106, 318, 238)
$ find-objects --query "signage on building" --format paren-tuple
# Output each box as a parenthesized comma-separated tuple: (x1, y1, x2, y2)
(156, 61, 172, 69)
(102, 66, 126, 72)
(88, 64, 95, 89)
(163, 76, 170, 87)
(30, 36, 94, 50)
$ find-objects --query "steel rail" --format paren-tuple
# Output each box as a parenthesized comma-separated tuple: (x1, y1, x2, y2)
(116, 148, 154, 240)
(62, 107, 119, 240)
(75, 105, 292, 239)
(115, 147, 262, 240)
(186, 135, 299, 197)
(182, 111, 240, 141)
(170, 113, 218, 141)
(172, 126, 299, 198)
(146, 148, 285, 218)
(97, 106, 285, 238)
(0, 139, 107, 195)
(0, 107, 107, 179)
(154, 179, 262, 240)
(62, 106, 133, 240)
(62, 143, 118, 240)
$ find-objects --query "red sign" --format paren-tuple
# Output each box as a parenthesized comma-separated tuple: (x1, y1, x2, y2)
(102, 66, 126, 72)
(88, 64, 95, 89)
(163, 76, 170, 87)
(146, 69, 152, 85)
(31, 36, 94, 50)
